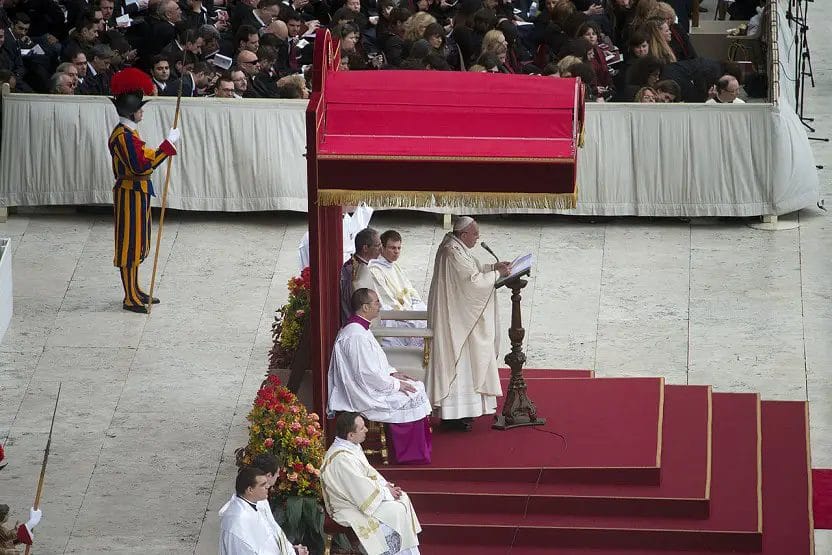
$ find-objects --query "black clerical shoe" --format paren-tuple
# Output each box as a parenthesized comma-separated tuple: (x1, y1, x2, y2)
(440, 418, 473, 432)
(123, 303, 149, 314)
(138, 292, 160, 304)
(699, 5, 708, 12)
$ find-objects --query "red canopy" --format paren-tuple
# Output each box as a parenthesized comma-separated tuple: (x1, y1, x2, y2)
(305, 31, 584, 420)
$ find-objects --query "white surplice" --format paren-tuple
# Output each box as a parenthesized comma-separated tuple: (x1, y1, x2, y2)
(368, 256, 427, 348)
(426, 232, 502, 419)
(321, 437, 421, 555)
(298, 204, 374, 269)
(327, 319, 432, 423)
(218, 495, 296, 555)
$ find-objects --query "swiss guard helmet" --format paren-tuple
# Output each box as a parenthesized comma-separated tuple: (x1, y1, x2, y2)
(109, 68, 155, 120)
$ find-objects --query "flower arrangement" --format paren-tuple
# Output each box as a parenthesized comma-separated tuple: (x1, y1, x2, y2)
(269, 267, 312, 370)
(238, 374, 325, 550)
(239, 374, 324, 499)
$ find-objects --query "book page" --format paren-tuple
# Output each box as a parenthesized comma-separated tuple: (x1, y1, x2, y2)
(497, 253, 533, 286)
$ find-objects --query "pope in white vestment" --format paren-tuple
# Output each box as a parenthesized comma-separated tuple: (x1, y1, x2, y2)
(219, 495, 297, 555)
(426, 217, 511, 426)
(321, 417, 421, 555)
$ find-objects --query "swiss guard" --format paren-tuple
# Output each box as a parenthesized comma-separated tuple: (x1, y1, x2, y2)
(107, 68, 180, 314)
(0, 446, 44, 554)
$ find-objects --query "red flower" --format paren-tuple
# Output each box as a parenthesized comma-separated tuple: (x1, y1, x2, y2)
(264, 438, 274, 448)
(267, 375, 281, 386)
(292, 462, 305, 472)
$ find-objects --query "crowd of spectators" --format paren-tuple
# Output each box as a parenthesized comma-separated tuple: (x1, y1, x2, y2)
(0, 0, 767, 101)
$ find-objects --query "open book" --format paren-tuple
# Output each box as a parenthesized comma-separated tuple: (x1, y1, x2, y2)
(496, 253, 533, 287)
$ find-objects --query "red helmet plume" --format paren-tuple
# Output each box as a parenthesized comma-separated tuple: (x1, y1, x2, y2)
(110, 68, 155, 96)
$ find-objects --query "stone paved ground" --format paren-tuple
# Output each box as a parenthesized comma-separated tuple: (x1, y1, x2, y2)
(2, 1, 832, 552)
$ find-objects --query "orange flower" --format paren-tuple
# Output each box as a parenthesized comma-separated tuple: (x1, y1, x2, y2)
(287, 472, 299, 482)
(306, 463, 315, 473)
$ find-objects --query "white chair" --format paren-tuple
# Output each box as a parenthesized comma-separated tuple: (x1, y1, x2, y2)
(371, 310, 432, 383)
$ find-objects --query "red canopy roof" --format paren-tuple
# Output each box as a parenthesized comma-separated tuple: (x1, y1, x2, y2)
(308, 30, 584, 209)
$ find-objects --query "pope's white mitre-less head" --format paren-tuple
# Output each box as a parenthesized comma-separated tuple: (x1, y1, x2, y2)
(453, 216, 475, 232)
(453, 217, 480, 248)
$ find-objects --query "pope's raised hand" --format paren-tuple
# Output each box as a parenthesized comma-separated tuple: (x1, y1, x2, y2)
(495, 262, 512, 277)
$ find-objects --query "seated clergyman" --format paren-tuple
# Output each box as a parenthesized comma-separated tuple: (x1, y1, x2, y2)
(339, 227, 382, 326)
(321, 412, 422, 555)
(327, 288, 432, 464)
(368, 229, 428, 348)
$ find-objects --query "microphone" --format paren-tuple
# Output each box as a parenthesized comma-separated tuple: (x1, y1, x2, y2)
(481, 242, 500, 262)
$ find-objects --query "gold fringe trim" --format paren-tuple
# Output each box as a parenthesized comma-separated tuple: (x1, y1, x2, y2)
(317, 189, 578, 210)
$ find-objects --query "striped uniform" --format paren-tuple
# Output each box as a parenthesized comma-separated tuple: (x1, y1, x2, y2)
(108, 123, 175, 307)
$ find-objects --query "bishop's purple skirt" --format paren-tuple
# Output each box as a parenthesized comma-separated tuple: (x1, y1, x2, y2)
(387, 417, 432, 465)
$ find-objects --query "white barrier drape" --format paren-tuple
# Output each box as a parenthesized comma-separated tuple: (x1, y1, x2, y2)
(0, 95, 309, 212)
(0, 4, 818, 217)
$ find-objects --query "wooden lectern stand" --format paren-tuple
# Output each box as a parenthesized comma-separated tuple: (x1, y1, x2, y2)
(492, 268, 546, 430)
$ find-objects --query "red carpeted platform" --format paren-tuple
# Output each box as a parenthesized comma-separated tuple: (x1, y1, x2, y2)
(413, 393, 760, 552)
(385, 377, 664, 485)
(366, 373, 814, 555)
(402, 384, 711, 518)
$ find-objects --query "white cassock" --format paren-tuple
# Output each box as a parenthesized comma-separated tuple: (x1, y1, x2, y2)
(298, 204, 374, 270)
(327, 318, 432, 423)
(426, 232, 502, 419)
(368, 256, 428, 348)
(218, 495, 296, 555)
(321, 437, 421, 555)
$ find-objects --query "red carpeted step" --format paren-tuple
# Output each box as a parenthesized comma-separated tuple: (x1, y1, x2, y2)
(757, 400, 813, 553)
(384, 377, 665, 486)
(421, 399, 813, 555)
(400, 385, 711, 518)
(511, 392, 762, 551)
(413, 392, 759, 551)
(498, 368, 595, 379)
